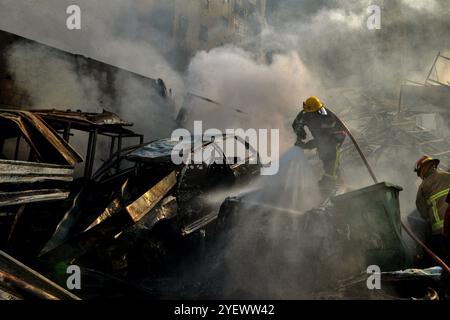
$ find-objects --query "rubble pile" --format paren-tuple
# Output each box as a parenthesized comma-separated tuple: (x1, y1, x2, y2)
(330, 54, 450, 168)
(0, 110, 263, 298)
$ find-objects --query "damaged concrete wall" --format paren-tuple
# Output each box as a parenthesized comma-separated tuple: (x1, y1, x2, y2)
(0, 30, 177, 141)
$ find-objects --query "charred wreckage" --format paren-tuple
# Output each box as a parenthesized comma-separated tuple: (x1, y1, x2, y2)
(0, 107, 266, 299)
(0, 33, 450, 300)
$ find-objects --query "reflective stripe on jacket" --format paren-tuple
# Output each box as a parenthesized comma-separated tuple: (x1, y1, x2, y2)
(416, 170, 450, 235)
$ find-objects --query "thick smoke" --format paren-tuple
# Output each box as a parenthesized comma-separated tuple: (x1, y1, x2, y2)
(181, 0, 450, 215)
(5, 43, 101, 110)
(0, 0, 184, 108)
(179, 0, 450, 298)
(1, 0, 450, 298)
(1, 0, 184, 169)
(186, 0, 449, 191)
(184, 46, 322, 151)
(265, 0, 450, 91)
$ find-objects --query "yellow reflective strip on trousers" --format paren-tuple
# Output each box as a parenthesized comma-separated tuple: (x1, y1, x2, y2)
(331, 145, 341, 180)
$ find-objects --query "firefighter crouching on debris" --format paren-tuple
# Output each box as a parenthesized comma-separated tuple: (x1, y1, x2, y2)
(415, 156, 450, 257)
(292, 96, 347, 192)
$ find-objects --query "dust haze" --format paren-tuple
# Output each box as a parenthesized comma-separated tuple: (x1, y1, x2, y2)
(1, 0, 449, 299)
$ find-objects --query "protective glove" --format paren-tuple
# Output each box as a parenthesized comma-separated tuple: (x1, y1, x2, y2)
(297, 129, 307, 140)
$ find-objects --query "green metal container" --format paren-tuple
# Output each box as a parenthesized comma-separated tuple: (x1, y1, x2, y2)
(332, 182, 407, 272)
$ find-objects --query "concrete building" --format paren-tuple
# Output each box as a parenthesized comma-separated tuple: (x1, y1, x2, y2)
(171, 0, 267, 66)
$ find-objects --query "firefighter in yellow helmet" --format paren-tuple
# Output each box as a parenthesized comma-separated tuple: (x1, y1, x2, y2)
(415, 155, 450, 259)
(292, 96, 347, 192)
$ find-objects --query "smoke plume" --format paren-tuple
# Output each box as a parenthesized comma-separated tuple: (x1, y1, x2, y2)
(1, 0, 450, 298)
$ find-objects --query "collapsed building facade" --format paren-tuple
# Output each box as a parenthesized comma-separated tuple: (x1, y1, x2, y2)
(0, 23, 449, 300)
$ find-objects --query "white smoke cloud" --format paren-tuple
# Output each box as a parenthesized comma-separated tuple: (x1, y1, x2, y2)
(6, 43, 99, 109)
(313, 8, 365, 30)
(1, 0, 449, 298)
(0, 0, 183, 102)
(401, 0, 439, 12)
(184, 46, 322, 151)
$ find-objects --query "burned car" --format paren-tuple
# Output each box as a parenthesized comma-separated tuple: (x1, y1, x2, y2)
(39, 134, 262, 277)
(124, 135, 261, 234)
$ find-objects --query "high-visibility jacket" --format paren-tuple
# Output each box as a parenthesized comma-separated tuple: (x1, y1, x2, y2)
(416, 170, 450, 235)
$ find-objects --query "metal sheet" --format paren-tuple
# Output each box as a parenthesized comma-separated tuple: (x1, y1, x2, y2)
(39, 192, 82, 256)
(0, 250, 80, 300)
(36, 109, 133, 127)
(0, 109, 83, 165)
(84, 171, 177, 232)
(22, 111, 83, 165)
(126, 171, 177, 222)
(181, 211, 218, 236)
(85, 197, 122, 232)
(138, 196, 178, 230)
(0, 159, 74, 184)
(0, 189, 70, 207)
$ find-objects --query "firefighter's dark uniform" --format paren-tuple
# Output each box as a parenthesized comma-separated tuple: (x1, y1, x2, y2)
(416, 169, 450, 236)
(292, 108, 346, 185)
(416, 169, 450, 260)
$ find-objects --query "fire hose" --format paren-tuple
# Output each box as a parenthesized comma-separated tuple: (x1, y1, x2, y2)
(328, 110, 378, 184)
(328, 109, 450, 275)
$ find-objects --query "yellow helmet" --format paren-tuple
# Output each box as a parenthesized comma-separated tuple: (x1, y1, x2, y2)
(303, 96, 324, 113)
